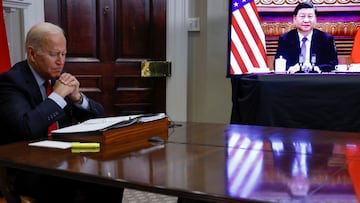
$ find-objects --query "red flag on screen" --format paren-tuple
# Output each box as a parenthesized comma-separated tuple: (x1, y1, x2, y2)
(229, 0, 267, 74)
(0, 0, 11, 73)
(351, 28, 360, 64)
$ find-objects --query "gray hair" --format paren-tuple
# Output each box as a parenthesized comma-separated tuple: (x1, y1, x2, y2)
(25, 22, 64, 53)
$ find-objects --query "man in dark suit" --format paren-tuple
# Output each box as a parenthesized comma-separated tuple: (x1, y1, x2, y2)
(0, 23, 105, 145)
(274, 2, 338, 73)
(0, 22, 123, 202)
(270, 140, 336, 200)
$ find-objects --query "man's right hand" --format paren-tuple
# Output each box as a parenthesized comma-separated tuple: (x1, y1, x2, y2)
(52, 79, 76, 98)
(287, 64, 301, 74)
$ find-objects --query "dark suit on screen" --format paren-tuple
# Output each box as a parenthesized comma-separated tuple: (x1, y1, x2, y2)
(275, 29, 338, 72)
(0, 60, 105, 145)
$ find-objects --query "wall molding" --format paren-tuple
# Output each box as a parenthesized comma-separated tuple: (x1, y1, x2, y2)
(3, 0, 30, 13)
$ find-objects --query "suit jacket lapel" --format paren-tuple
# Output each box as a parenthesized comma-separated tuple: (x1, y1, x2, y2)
(291, 30, 301, 54)
(22, 62, 44, 105)
(310, 29, 319, 57)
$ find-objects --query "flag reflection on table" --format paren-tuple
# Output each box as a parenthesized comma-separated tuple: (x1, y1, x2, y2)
(226, 130, 264, 198)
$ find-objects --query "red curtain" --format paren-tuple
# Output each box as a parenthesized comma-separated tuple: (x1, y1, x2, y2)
(0, 0, 11, 73)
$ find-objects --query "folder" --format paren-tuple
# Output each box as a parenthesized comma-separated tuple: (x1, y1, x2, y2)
(51, 113, 169, 145)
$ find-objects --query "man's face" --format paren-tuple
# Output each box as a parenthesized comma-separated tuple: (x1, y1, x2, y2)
(293, 8, 317, 35)
(28, 33, 67, 79)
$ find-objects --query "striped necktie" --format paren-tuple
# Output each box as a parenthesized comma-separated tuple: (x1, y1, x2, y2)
(300, 37, 307, 61)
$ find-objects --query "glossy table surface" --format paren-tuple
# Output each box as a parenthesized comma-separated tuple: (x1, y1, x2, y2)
(1, 122, 360, 202)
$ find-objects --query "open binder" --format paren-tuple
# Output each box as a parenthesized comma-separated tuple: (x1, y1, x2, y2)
(51, 113, 169, 145)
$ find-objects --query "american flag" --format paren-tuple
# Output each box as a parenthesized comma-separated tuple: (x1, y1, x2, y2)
(229, 0, 267, 75)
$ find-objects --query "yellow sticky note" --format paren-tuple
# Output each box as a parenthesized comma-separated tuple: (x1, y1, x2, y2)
(71, 148, 100, 153)
(71, 142, 100, 148)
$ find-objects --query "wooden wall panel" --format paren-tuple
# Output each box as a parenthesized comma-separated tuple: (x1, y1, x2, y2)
(114, 0, 166, 60)
(44, 0, 61, 23)
(116, 0, 149, 58)
(45, 0, 167, 116)
(150, 0, 167, 60)
(65, 0, 98, 59)
(76, 75, 103, 102)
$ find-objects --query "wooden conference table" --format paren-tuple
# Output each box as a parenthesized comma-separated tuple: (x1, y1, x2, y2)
(231, 73, 360, 132)
(0, 122, 360, 202)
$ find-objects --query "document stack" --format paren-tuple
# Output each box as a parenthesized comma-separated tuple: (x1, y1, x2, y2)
(51, 113, 169, 146)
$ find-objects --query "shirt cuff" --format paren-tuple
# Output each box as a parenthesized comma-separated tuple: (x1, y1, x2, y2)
(48, 92, 67, 108)
(74, 93, 90, 110)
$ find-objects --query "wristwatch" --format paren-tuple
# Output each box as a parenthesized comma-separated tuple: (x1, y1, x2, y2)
(75, 92, 84, 104)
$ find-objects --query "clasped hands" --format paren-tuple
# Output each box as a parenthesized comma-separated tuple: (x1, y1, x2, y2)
(287, 62, 321, 74)
(52, 73, 82, 102)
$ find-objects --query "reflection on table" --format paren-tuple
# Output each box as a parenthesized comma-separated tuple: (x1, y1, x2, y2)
(0, 122, 359, 202)
(224, 125, 357, 202)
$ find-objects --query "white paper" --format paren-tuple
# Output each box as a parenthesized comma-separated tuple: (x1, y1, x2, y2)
(349, 64, 360, 72)
(51, 113, 166, 134)
(29, 140, 72, 149)
(52, 115, 135, 133)
(138, 113, 166, 122)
